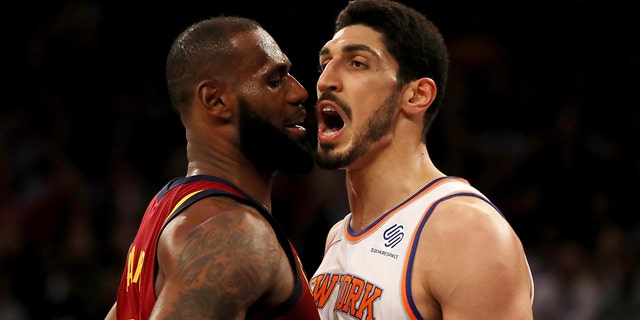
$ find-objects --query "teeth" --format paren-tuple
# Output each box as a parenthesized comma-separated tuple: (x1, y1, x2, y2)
(322, 128, 337, 136)
(322, 106, 335, 112)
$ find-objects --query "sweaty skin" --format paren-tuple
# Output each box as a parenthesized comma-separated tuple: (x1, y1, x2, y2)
(106, 17, 319, 320)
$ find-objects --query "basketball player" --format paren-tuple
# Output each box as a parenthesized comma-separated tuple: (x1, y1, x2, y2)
(309, 0, 535, 319)
(105, 16, 320, 319)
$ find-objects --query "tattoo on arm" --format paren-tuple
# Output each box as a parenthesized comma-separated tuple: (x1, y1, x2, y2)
(164, 199, 279, 318)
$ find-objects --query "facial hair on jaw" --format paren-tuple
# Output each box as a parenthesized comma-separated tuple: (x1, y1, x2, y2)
(316, 89, 399, 170)
(237, 97, 315, 174)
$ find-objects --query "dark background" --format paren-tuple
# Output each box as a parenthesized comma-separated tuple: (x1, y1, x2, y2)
(1, 0, 639, 319)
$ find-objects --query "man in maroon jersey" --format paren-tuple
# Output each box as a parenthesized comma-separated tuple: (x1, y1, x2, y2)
(105, 16, 320, 320)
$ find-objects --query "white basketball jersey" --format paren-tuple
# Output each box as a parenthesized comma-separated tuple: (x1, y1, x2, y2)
(309, 176, 520, 320)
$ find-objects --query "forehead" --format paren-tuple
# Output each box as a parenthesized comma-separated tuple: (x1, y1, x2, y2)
(253, 28, 288, 63)
(233, 28, 289, 73)
(322, 24, 387, 56)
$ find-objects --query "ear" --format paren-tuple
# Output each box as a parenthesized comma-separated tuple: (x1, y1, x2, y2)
(401, 77, 436, 116)
(197, 79, 233, 119)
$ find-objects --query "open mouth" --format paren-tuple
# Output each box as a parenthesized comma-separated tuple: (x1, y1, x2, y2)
(284, 107, 308, 133)
(318, 103, 345, 136)
(284, 119, 305, 129)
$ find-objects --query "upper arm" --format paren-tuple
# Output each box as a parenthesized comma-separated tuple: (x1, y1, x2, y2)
(417, 196, 534, 320)
(151, 196, 282, 319)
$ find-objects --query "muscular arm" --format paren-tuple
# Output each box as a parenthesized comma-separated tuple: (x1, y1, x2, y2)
(150, 196, 288, 319)
(415, 196, 534, 320)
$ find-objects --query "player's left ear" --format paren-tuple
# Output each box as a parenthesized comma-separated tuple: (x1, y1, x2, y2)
(401, 77, 436, 116)
(198, 79, 233, 120)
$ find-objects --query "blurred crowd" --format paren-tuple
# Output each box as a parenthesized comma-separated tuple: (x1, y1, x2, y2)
(1, 0, 639, 319)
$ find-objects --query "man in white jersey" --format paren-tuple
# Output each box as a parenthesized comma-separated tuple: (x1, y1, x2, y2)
(309, 0, 535, 319)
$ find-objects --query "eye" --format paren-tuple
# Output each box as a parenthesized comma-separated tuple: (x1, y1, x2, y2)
(318, 59, 329, 73)
(351, 60, 366, 69)
(269, 75, 285, 88)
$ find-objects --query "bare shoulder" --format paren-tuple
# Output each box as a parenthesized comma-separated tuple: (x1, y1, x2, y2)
(414, 195, 534, 319)
(153, 196, 288, 318)
(324, 217, 345, 252)
(427, 196, 519, 245)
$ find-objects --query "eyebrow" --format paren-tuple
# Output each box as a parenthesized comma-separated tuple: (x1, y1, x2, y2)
(319, 43, 380, 58)
(267, 61, 290, 75)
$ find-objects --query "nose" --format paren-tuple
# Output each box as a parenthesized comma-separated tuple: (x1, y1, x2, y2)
(316, 61, 340, 95)
(288, 75, 308, 105)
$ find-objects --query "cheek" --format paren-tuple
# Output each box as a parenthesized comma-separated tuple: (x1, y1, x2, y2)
(355, 70, 395, 94)
(242, 90, 275, 112)
(350, 79, 389, 106)
(240, 79, 261, 96)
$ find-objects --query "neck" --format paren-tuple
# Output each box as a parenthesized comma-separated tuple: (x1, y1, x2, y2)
(186, 146, 276, 212)
(345, 144, 444, 231)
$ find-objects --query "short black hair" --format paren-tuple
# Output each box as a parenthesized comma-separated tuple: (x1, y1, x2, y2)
(335, 0, 449, 141)
(165, 16, 262, 115)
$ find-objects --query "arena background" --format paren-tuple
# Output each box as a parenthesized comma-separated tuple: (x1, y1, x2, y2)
(1, 0, 638, 319)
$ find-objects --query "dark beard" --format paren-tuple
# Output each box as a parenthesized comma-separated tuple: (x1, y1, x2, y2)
(316, 90, 399, 170)
(238, 98, 314, 174)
